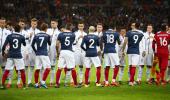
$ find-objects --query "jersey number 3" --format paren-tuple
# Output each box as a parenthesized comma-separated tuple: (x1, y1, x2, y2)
(13, 39, 19, 49)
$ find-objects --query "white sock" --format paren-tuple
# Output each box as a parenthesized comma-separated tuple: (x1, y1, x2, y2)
(17, 71, 21, 84)
(119, 67, 124, 81)
(8, 70, 13, 84)
(65, 70, 71, 84)
(39, 68, 44, 82)
(28, 67, 34, 84)
(146, 67, 151, 81)
(128, 67, 130, 81)
(167, 68, 170, 81)
(50, 66, 55, 83)
(79, 67, 83, 83)
(137, 66, 143, 81)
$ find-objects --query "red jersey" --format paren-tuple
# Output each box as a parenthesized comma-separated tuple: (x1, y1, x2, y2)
(152, 31, 170, 55)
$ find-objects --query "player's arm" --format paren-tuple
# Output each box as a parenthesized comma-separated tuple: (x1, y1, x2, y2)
(81, 37, 86, 51)
(31, 37, 37, 53)
(2, 36, 9, 57)
(152, 35, 156, 53)
(141, 36, 146, 57)
(122, 37, 128, 56)
(56, 40, 60, 58)
(48, 35, 51, 46)
(22, 36, 26, 46)
(117, 34, 121, 45)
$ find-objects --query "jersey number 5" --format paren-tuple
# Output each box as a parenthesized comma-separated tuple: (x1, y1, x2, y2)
(65, 37, 70, 46)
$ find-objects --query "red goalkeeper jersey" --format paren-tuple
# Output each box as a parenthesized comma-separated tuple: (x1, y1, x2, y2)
(152, 31, 170, 55)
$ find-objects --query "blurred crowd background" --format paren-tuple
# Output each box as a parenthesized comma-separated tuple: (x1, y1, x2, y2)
(0, 0, 169, 32)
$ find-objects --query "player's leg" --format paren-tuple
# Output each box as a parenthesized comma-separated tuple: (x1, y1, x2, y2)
(103, 54, 110, 86)
(1, 58, 14, 89)
(34, 56, 41, 88)
(159, 55, 168, 85)
(49, 51, 57, 86)
(150, 54, 158, 83)
(55, 51, 65, 88)
(146, 54, 153, 83)
(129, 54, 139, 86)
(118, 55, 126, 84)
(167, 60, 170, 83)
(111, 53, 120, 86)
(136, 54, 144, 84)
(92, 57, 102, 86)
(27, 53, 35, 86)
(15, 59, 26, 89)
(40, 56, 51, 88)
(66, 51, 79, 88)
(84, 57, 91, 87)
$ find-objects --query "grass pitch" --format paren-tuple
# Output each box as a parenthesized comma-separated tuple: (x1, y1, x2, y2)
(0, 66, 170, 100)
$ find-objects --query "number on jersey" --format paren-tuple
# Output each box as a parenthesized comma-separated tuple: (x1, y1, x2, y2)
(106, 34, 114, 43)
(65, 37, 70, 46)
(13, 39, 18, 49)
(89, 39, 94, 48)
(160, 37, 167, 46)
(133, 35, 138, 44)
(39, 37, 44, 47)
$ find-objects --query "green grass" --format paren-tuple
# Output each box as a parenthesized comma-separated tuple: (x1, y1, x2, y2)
(0, 66, 170, 100)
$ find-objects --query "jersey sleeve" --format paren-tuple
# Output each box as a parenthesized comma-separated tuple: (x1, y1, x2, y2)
(22, 36, 26, 46)
(125, 31, 130, 37)
(31, 36, 37, 53)
(48, 35, 51, 46)
(81, 37, 86, 51)
(57, 33, 61, 42)
(2, 35, 9, 55)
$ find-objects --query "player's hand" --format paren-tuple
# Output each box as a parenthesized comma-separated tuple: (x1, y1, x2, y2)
(78, 35, 84, 39)
(122, 52, 125, 57)
(97, 51, 101, 56)
(142, 51, 146, 57)
(30, 32, 33, 38)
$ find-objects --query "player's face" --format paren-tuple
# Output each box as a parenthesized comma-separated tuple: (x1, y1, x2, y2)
(31, 21, 37, 29)
(120, 29, 126, 36)
(147, 26, 153, 33)
(96, 25, 103, 32)
(0, 19, 6, 28)
(19, 22, 25, 29)
(51, 21, 58, 29)
(78, 24, 84, 30)
(131, 23, 136, 30)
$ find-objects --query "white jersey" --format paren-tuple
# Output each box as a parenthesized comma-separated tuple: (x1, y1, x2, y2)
(73, 30, 87, 52)
(47, 28, 60, 49)
(118, 35, 127, 53)
(0, 28, 11, 52)
(26, 27, 40, 53)
(94, 31, 102, 52)
(20, 29, 29, 55)
(139, 30, 146, 53)
(144, 32, 154, 54)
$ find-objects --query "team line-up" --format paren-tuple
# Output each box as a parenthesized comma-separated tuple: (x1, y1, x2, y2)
(0, 17, 170, 89)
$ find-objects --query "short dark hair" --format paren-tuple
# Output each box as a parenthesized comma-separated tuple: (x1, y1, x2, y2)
(51, 18, 58, 22)
(40, 23, 48, 31)
(64, 23, 73, 30)
(19, 18, 26, 23)
(78, 21, 84, 25)
(31, 18, 38, 22)
(96, 23, 103, 26)
(14, 24, 21, 32)
(160, 23, 167, 31)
